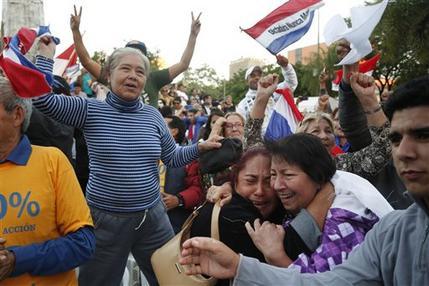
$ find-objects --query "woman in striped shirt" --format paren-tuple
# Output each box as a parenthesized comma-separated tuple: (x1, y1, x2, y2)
(34, 37, 220, 286)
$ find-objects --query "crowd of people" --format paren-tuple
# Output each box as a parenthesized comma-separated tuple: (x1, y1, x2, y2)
(0, 4, 427, 286)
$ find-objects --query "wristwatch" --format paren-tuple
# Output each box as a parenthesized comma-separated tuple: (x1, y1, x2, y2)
(176, 194, 185, 207)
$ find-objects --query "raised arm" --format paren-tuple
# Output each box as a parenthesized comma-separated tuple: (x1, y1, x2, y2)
(337, 40, 372, 151)
(336, 73, 391, 179)
(168, 12, 201, 80)
(33, 37, 89, 129)
(276, 55, 298, 92)
(244, 74, 278, 149)
(70, 6, 103, 80)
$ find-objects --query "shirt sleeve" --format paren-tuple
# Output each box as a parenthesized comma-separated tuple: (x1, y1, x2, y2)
(338, 81, 372, 152)
(233, 211, 386, 286)
(33, 56, 89, 129)
(8, 226, 95, 277)
(180, 161, 204, 209)
(289, 209, 322, 253)
(279, 64, 298, 92)
(243, 117, 264, 150)
(335, 121, 391, 180)
(289, 208, 379, 273)
(158, 111, 199, 167)
(146, 69, 171, 107)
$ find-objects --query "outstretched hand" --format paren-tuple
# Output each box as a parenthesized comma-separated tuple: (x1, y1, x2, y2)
(198, 135, 223, 153)
(70, 5, 82, 32)
(190, 12, 202, 37)
(179, 237, 239, 279)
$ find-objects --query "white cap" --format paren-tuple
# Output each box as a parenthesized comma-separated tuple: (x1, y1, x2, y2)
(244, 66, 262, 80)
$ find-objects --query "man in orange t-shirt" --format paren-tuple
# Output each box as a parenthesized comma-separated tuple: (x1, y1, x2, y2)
(0, 76, 95, 285)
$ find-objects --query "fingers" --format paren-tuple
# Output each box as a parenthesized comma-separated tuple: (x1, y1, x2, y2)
(79, 6, 82, 17)
(182, 237, 214, 254)
(219, 194, 232, 207)
(259, 74, 278, 88)
(74, 4, 77, 15)
(253, 218, 261, 230)
(350, 72, 374, 88)
(245, 221, 254, 236)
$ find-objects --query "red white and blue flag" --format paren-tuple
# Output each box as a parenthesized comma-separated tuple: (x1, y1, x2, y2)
(243, 0, 324, 55)
(0, 26, 60, 98)
(265, 88, 303, 141)
(54, 43, 78, 77)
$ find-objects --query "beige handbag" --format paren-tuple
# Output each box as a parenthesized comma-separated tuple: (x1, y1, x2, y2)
(151, 201, 221, 286)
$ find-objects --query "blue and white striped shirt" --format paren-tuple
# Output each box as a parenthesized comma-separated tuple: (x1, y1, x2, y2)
(34, 56, 199, 212)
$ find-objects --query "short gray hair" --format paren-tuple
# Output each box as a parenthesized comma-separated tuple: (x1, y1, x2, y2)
(105, 47, 150, 79)
(0, 77, 33, 133)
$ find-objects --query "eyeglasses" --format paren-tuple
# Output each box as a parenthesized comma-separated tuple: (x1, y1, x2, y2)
(225, 122, 244, 129)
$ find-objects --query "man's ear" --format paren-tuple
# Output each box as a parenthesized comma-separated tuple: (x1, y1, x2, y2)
(13, 105, 25, 130)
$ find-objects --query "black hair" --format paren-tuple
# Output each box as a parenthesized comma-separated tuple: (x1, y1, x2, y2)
(159, 106, 173, 117)
(166, 115, 186, 144)
(265, 133, 336, 185)
(384, 75, 429, 121)
(201, 109, 225, 140)
(52, 75, 71, 96)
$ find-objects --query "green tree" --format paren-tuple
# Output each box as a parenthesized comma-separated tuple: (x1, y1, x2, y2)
(147, 49, 164, 72)
(293, 45, 339, 98)
(182, 64, 223, 98)
(370, 0, 429, 92)
(91, 51, 107, 66)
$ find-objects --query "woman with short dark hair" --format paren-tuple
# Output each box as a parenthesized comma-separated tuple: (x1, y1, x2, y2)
(245, 133, 393, 273)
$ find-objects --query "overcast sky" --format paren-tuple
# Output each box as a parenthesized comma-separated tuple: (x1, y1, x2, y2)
(3, 0, 367, 78)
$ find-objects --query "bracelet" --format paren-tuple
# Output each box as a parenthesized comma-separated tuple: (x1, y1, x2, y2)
(364, 105, 382, 115)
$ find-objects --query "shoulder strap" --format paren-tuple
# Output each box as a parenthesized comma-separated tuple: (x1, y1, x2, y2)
(210, 201, 221, 240)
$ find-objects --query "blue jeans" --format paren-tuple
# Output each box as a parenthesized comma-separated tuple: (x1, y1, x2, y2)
(78, 200, 174, 286)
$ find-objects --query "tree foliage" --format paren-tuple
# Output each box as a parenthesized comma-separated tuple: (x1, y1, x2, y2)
(91, 50, 107, 66)
(182, 64, 223, 98)
(147, 49, 165, 72)
(370, 0, 429, 92)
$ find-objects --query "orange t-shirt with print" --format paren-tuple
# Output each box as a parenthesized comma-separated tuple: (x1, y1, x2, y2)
(0, 146, 93, 286)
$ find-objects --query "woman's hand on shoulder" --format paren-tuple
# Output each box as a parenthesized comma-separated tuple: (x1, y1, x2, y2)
(206, 182, 233, 206)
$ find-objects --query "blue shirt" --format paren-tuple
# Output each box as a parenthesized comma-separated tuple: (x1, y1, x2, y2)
(0, 135, 32, 165)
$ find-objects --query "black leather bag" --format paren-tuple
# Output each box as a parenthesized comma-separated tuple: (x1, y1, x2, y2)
(199, 138, 243, 175)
